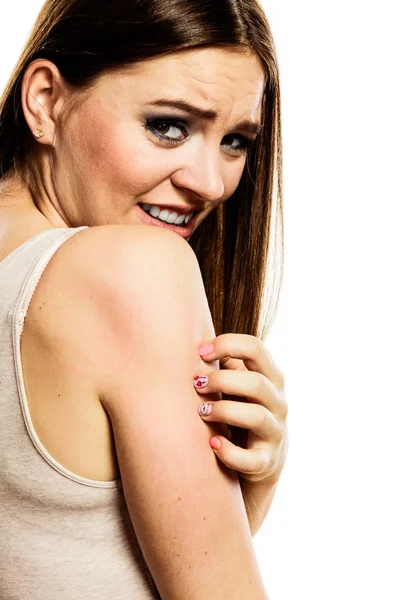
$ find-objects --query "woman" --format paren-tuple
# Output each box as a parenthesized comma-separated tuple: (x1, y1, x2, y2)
(0, 0, 288, 598)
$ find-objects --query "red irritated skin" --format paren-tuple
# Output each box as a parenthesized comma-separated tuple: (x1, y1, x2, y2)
(134, 203, 198, 240)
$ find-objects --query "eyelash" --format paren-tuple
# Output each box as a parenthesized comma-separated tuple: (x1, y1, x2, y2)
(144, 118, 255, 155)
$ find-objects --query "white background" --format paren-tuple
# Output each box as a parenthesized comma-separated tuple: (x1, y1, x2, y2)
(1, 2, 399, 599)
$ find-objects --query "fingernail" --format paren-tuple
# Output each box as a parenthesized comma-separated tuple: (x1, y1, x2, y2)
(210, 437, 221, 450)
(193, 375, 208, 388)
(198, 403, 212, 416)
(199, 343, 214, 356)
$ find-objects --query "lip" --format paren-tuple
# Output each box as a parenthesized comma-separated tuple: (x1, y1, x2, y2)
(135, 204, 198, 239)
(143, 203, 197, 216)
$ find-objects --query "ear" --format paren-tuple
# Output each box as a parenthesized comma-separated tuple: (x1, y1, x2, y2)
(21, 59, 71, 147)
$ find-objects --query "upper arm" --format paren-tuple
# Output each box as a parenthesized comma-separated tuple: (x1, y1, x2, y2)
(87, 225, 267, 600)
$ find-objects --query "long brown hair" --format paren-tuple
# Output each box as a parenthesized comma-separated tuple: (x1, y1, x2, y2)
(0, 0, 283, 343)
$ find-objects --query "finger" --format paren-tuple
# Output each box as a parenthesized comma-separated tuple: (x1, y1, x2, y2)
(219, 357, 248, 371)
(193, 369, 282, 416)
(199, 333, 285, 389)
(198, 400, 283, 443)
(208, 435, 277, 481)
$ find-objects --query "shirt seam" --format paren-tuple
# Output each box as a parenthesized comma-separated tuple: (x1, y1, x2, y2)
(11, 226, 121, 489)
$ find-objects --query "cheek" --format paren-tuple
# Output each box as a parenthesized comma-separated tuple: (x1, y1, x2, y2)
(223, 160, 247, 197)
(78, 132, 169, 197)
(66, 108, 168, 196)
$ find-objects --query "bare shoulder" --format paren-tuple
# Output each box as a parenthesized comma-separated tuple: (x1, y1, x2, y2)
(47, 222, 204, 325)
(27, 223, 204, 383)
(48, 222, 213, 394)
(64, 222, 207, 327)
(43, 225, 267, 597)
(62, 223, 204, 303)
(61, 223, 197, 281)
(65, 224, 268, 598)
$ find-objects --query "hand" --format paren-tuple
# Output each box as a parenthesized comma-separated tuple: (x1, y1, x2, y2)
(193, 333, 288, 484)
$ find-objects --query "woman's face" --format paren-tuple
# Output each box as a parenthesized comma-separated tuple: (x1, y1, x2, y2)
(38, 47, 265, 240)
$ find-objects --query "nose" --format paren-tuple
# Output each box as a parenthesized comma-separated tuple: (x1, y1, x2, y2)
(169, 145, 225, 203)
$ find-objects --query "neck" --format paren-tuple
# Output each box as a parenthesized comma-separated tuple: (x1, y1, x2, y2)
(0, 172, 68, 230)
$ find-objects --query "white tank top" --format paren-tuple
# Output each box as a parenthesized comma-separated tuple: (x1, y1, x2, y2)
(0, 227, 161, 599)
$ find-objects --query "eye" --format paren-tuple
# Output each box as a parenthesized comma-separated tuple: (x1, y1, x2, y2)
(145, 118, 187, 144)
(144, 117, 256, 155)
(221, 134, 254, 155)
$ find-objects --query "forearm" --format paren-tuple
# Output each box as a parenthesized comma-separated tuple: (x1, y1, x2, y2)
(240, 477, 279, 537)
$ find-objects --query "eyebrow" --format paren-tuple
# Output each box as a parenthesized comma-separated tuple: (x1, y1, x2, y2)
(148, 98, 262, 136)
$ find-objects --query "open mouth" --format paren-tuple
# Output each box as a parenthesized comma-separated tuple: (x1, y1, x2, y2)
(138, 203, 197, 228)
(136, 203, 199, 239)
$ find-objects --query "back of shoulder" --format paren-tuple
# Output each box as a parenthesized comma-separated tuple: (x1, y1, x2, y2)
(34, 223, 206, 388)
(57, 226, 268, 598)
(65, 222, 213, 389)
(69, 223, 201, 299)
(70, 223, 197, 280)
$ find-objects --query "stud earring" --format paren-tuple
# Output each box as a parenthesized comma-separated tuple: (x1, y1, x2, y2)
(33, 129, 44, 138)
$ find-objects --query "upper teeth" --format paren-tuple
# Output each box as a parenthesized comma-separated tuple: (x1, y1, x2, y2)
(141, 203, 193, 225)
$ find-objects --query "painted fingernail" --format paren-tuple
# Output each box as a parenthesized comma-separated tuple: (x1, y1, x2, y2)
(198, 403, 212, 416)
(199, 343, 214, 356)
(193, 375, 208, 388)
(210, 437, 221, 450)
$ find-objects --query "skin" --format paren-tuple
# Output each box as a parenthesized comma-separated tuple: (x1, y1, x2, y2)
(0, 47, 288, 538)
(0, 46, 266, 237)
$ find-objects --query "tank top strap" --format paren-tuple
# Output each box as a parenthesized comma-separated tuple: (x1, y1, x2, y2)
(0, 226, 89, 333)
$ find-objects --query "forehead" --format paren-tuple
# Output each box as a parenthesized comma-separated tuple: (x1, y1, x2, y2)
(103, 47, 266, 121)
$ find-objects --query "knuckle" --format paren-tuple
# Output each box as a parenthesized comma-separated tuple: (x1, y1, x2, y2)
(259, 341, 285, 387)
(257, 451, 272, 475)
(277, 370, 285, 388)
(265, 452, 277, 474)
(255, 337, 265, 353)
(256, 338, 269, 360)
(241, 461, 254, 475)
(258, 338, 272, 360)
(256, 406, 269, 430)
(275, 421, 285, 440)
(255, 372, 270, 395)
(280, 400, 289, 419)
(251, 448, 277, 476)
